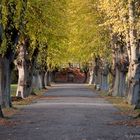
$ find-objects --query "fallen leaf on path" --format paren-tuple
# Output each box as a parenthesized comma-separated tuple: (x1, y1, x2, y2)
(108, 119, 140, 127)
(0, 119, 21, 127)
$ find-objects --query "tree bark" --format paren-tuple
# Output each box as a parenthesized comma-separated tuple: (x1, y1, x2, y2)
(0, 105, 3, 118)
(41, 71, 46, 89)
(0, 56, 12, 108)
(27, 46, 39, 94)
(84, 71, 88, 83)
(16, 40, 28, 98)
(0, 1, 18, 108)
(101, 63, 109, 91)
(127, 0, 140, 106)
(32, 72, 40, 90)
(113, 67, 126, 97)
(46, 71, 51, 86)
(0, 58, 3, 117)
(93, 57, 101, 88)
(36, 71, 42, 89)
(51, 71, 56, 83)
(89, 69, 94, 85)
(88, 60, 94, 85)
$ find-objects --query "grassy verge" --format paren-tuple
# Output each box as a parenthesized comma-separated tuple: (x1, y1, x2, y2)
(11, 84, 17, 96)
(88, 85, 139, 117)
(0, 88, 48, 126)
(12, 88, 47, 106)
(88, 85, 140, 126)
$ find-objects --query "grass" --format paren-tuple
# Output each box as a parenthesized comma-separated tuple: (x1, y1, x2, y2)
(10, 84, 43, 97)
(88, 85, 140, 126)
(11, 84, 17, 96)
(88, 85, 139, 117)
(0, 86, 47, 121)
(12, 88, 47, 106)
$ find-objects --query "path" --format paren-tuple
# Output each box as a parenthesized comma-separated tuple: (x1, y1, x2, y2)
(0, 84, 139, 140)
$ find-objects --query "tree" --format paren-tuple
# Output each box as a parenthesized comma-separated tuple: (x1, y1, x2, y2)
(0, 0, 20, 108)
(127, 0, 140, 106)
(98, 0, 140, 107)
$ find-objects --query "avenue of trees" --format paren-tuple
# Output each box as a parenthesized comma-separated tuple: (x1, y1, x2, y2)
(0, 0, 140, 117)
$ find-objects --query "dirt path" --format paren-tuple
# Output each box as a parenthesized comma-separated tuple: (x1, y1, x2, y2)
(0, 84, 139, 140)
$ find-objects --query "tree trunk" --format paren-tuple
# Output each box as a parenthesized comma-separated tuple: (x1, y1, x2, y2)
(0, 57, 4, 117)
(84, 71, 88, 83)
(47, 71, 51, 86)
(119, 71, 126, 96)
(101, 75, 108, 90)
(44, 72, 48, 87)
(89, 66, 94, 85)
(0, 58, 4, 117)
(113, 68, 126, 97)
(93, 57, 101, 87)
(27, 46, 39, 94)
(89, 70, 94, 85)
(36, 71, 42, 89)
(41, 71, 46, 89)
(51, 71, 56, 83)
(32, 73, 40, 90)
(101, 64, 109, 91)
(127, 0, 140, 106)
(113, 68, 120, 96)
(16, 42, 28, 98)
(16, 38, 39, 97)
(0, 105, 3, 118)
(26, 69, 34, 96)
(0, 56, 12, 108)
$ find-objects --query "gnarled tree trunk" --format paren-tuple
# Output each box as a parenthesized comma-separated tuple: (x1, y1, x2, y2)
(46, 71, 51, 86)
(0, 56, 12, 108)
(26, 46, 39, 94)
(88, 60, 94, 85)
(39, 71, 46, 89)
(93, 57, 101, 88)
(127, 0, 140, 106)
(113, 68, 127, 97)
(101, 63, 109, 91)
(16, 40, 28, 98)
(89, 69, 94, 85)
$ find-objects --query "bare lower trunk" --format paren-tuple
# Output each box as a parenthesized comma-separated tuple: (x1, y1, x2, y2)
(89, 69, 94, 85)
(127, 0, 140, 106)
(113, 68, 120, 96)
(0, 57, 4, 116)
(113, 68, 126, 96)
(47, 71, 51, 86)
(101, 62, 109, 91)
(127, 64, 140, 105)
(16, 60, 28, 98)
(119, 72, 126, 96)
(83, 72, 88, 83)
(0, 56, 12, 108)
(41, 71, 45, 89)
(16, 41, 28, 98)
(0, 105, 3, 118)
(44, 72, 48, 87)
(26, 46, 39, 94)
(38, 73, 42, 89)
(51, 71, 56, 83)
(32, 73, 41, 90)
(101, 75, 109, 91)
(26, 69, 34, 95)
(16, 38, 37, 98)
(96, 72, 101, 86)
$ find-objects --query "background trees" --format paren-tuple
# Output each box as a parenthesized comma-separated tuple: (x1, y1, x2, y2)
(98, 0, 140, 107)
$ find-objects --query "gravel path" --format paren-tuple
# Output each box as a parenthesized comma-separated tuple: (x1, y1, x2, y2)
(0, 84, 140, 140)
